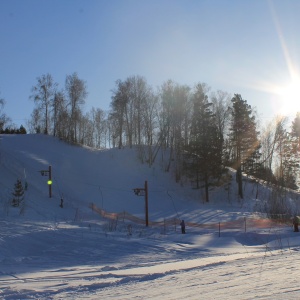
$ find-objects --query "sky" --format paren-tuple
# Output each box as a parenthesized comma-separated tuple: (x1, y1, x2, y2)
(1, 134, 300, 298)
(1, 0, 300, 128)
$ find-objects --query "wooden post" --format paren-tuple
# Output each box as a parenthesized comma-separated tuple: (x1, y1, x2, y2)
(145, 180, 149, 227)
(133, 181, 149, 227)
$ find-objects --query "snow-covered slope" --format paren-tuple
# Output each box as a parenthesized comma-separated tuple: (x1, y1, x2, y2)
(1, 134, 193, 221)
(0, 134, 264, 222)
(1, 134, 300, 299)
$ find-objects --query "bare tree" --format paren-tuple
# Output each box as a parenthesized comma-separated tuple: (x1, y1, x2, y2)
(30, 73, 57, 134)
(211, 90, 231, 143)
(158, 80, 191, 179)
(142, 89, 159, 165)
(258, 116, 287, 183)
(65, 73, 87, 143)
(110, 79, 129, 148)
(110, 76, 152, 149)
(78, 111, 93, 147)
(52, 91, 67, 138)
(27, 108, 42, 134)
(128, 75, 150, 146)
(0, 96, 12, 132)
(89, 107, 107, 148)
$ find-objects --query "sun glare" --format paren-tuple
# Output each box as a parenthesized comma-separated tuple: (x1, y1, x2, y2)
(277, 76, 300, 115)
(265, 1, 300, 117)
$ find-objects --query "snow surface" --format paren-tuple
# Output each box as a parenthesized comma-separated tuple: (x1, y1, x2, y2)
(1, 134, 300, 299)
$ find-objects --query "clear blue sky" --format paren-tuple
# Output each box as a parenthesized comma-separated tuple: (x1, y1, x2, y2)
(1, 0, 300, 128)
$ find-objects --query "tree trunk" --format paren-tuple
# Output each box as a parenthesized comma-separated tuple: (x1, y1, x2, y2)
(205, 176, 209, 202)
(237, 166, 243, 199)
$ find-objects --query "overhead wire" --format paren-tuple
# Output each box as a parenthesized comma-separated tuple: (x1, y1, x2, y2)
(167, 189, 180, 219)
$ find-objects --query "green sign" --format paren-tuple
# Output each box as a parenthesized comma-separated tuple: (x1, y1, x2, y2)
(47, 180, 52, 185)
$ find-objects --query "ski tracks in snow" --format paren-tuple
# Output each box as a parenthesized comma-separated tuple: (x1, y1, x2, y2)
(0, 249, 290, 300)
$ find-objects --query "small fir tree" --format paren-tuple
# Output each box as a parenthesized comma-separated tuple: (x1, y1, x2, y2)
(19, 125, 27, 134)
(12, 179, 25, 207)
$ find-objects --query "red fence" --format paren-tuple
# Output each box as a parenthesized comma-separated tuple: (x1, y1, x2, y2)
(89, 203, 290, 232)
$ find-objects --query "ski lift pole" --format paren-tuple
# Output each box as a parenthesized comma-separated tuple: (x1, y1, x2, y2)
(39, 165, 52, 198)
(133, 180, 149, 227)
(145, 180, 148, 227)
(48, 165, 52, 198)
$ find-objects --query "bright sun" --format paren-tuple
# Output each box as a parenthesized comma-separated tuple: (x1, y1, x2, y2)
(277, 77, 300, 115)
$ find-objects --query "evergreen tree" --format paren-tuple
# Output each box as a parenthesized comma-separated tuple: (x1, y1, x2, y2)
(229, 94, 260, 199)
(19, 125, 27, 134)
(12, 179, 25, 207)
(186, 83, 223, 202)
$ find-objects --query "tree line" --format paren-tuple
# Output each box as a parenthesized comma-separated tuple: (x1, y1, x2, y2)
(1, 73, 300, 202)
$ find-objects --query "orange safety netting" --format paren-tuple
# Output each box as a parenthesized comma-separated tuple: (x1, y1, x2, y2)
(89, 203, 290, 231)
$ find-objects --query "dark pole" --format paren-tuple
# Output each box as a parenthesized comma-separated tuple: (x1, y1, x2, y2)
(49, 165, 52, 198)
(145, 180, 148, 227)
(133, 181, 149, 227)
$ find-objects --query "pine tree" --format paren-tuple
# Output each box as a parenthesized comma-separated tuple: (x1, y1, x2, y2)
(19, 125, 27, 134)
(186, 83, 223, 202)
(229, 94, 260, 199)
(12, 179, 25, 207)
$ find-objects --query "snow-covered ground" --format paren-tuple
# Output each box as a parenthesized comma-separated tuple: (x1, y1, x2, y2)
(1, 134, 300, 299)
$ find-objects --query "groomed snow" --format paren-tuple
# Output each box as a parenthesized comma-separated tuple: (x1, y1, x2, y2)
(1, 134, 300, 299)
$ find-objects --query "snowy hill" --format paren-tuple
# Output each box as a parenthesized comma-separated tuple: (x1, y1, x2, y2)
(1, 134, 300, 299)
(1, 134, 193, 221)
(0, 134, 261, 223)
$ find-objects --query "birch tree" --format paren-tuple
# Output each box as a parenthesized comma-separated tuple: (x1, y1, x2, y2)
(65, 73, 87, 143)
(30, 73, 57, 134)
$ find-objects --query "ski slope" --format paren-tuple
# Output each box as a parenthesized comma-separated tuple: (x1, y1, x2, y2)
(1, 134, 300, 299)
